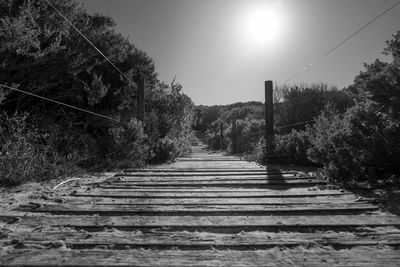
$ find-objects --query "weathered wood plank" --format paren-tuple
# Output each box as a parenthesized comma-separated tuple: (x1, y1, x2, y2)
(106, 179, 322, 185)
(98, 180, 326, 188)
(2, 247, 400, 266)
(117, 172, 301, 178)
(5, 215, 400, 229)
(122, 170, 282, 174)
(72, 188, 351, 198)
(47, 195, 366, 205)
(75, 187, 344, 192)
(3, 230, 400, 249)
(176, 158, 243, 161)
(159, 163, 260, 167)
(112, 175, 316, 181)
(16, 203, 379, 215)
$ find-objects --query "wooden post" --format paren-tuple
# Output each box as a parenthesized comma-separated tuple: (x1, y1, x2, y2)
(136, 77, 145, 122)
(219, 122, 223, 149)
(214, 129, 218, 149)
(265, 80, 274, 158)
(232, 118, 237, 154)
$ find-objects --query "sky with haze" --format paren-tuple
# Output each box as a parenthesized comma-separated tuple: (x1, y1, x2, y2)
(78, 0, 400, 105)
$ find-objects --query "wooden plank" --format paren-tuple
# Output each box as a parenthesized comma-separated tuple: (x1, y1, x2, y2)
(114, 174, 312, 179)
(138, 166, 268, 170)
(108, 177, 320, 183)
(47, 195, 366, 205)
(119, 173, 300, 178)
(4, 230, 400, 249)
(6, 215, 400, 229)
(2, 248, 400, 266)
(124, 169, 278, 173)
(75, 187, 347, 193)
(163, 163, 259, 166)
(72, 188, 351, 198)
(167, 163, 258, 166)
(99, 180, 326, 188)
(176, 158, 243, 161)
(16, 203, 379, 215)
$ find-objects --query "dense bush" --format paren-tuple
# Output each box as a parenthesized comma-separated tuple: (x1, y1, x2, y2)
(227, 118, 264, 154)
(151, 135, 192, 163)
(245, 136, 266, 164)
(308, 101, 400, 186)
(245, 130, 313, 166)
(0, 112, 67, 185)
(107, 119, 151, 168)
(273, 129, 313, 165)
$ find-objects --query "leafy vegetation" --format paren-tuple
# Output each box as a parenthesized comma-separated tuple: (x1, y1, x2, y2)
(0, 0, 194, 185)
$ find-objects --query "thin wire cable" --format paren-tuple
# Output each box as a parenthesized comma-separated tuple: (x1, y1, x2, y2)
(44, 0, 157, 108)
(0, 83, 128, 125)
(276, 119, 317, 129)
(44, 0, 135, 88)
(276, 112, 344, 130)
(283, 0, 400, 84)
(236, 112, 346, 138)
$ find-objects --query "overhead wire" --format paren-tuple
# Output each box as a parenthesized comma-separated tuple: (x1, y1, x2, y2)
(236, 112, 346, 138)
(0, 83, 129, 126)
(283, 0, 400, 84)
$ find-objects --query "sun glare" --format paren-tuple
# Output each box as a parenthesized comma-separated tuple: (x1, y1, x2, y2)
(243, 2, 285, 47)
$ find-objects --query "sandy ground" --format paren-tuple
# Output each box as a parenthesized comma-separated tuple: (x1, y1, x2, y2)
(0, 173, 115, 215)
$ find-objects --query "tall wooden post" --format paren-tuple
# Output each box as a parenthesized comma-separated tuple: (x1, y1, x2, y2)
(136, 77, 145, 122)
(214, 129, 218, 149)
(232, 118, 237, 154)
(265, 80, 274, 158)
(219, 122, 223, 149)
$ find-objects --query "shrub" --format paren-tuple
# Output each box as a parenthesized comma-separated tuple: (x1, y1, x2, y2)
(151, 135, 192, 163)
(226, 118, 264, 154)
(307, 101, 400, 186)
(0, 112, 65, 185)
(246, 130, 314, 165)
(245, 136, 266, 164)
(273, 129, 313, 165)
(107, 118, 151, 168)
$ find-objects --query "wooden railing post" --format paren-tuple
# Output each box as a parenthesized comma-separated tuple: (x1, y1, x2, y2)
(214, 129, 218, 149)
(136, 77, 145, 122)
(232, 118, 237, 154)
(219, 122, 223, 149)
(265, 80, 274, 158)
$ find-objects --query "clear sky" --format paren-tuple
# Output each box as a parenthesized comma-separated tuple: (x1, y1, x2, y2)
(78, 0, 400, 105)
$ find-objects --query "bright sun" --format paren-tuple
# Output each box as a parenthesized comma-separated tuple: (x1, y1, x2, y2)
(244, 3, 285, 47)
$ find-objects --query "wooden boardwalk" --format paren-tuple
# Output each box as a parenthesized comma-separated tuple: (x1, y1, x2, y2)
(1, 136, 400, 266)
